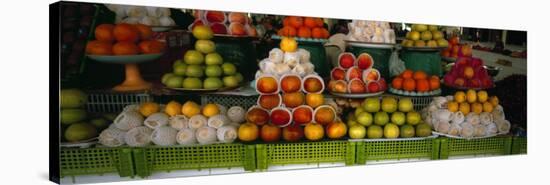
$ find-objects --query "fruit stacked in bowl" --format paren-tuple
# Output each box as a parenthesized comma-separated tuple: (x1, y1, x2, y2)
(86, 23, 165, 56)
(389, 69, 441, 96)
(443, 57, 494, 89)
(328, 52, 387, 95)
(189, 10, 257, 37)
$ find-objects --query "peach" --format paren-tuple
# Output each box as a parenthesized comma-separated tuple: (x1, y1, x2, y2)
(330, 80, 347, 93)
(362, 68, 380, 82)
(338, 52, 356, 69)
(205, 11, 226, 23)
(282, 92, 305, 108)
(346, 67, 362, 81)
(256, 75, 279, 94)
(280, 74, 302, 93)
(270, 108, 292, 127)
(313, 105, 336, 125)
(357, 53, 373, 69)
(210, 23, 228, 34)
(331, 67, 346, 80)
(302, 75, 324, 93)
(258, 94, 281, 110)
(246, 106, 270, 126)
(348, 79, 366, 94)
(292, 105, 313, 125)
(229, 22, 247, 36)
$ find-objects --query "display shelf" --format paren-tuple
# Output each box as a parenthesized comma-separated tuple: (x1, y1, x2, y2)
(255, 140, 356, 171)
(85, 91, 152, 113)
(59, 147, 134, 178)
(439, 136, 513, 159)
(132, 143, 256, 178)
(355, 138, 440, 164)
(511, 136, 527, 154)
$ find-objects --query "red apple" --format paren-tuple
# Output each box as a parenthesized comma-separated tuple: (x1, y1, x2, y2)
(469, 79, 481, 88)
(331, 67, 346, 80)
(346, 67, 362, 81)
(270, 108, 292, 127)
(348, 79, 366, 94)
(256, 76, 279, 94)
(280, 74, 302, 93)
(357, 53, 374, 69)
(258, 94, 281, 110)
(246, 107, 270, 125)
(481, 78, 493, 88)
(326, 121, 347, 139)
(330, 80, 348, 93)
(282, 92, 305, 108)
(229, 22, 247, 36)
(210, 22, 228, 34)
(362, 68, 380, 82)
(378, 78, 387, 91)
(205, 11, 226, 23)
(260, 124, 281, 142)
(367, 81, 381, 93)
(338, 52, 356, 69)
(282, 124, 304, 142)
(292, 105, 313, 125)
(303, 75, 324, 93)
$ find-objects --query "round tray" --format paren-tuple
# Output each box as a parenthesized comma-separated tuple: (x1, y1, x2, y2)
(388, 87, 441, 96)
(345, 40, 395, 49)
(271, 35, 328, 43)
(329, 91, 384, 98)
(60, 137, 98, 148)
(87, 53, 163, 64)
(349, 133, 438, 142)
(401, 46, 446, 51)
(432, 131, 500, 140)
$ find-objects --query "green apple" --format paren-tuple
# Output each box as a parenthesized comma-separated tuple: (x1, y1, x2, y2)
(235, 72, 244, 82)
(173, 64, 187, 76)
(183, 50, 204, 65)
(172, 59, 185, 69)
(205, 53, 223, 65)
(221, 62, 237, 75)
(363, 98, 380, 113)
(354, 106, 365, 117)
(356, 112, 373, 126)
(398, 98, 414, 112)
(415, 123, 432, 137)
(205, 65, 222, 77)
(391, 112, 406, 126)
(367, 125, 383, 139)
(195, 40, 216, 54)
(347, 119, 359, 127)
(400, 124, 415, 138)
(166, 76, 184, 88)
(381, 97, 398, 113)
(185, 64, 204, 78)
(161, 73, 175, 84)
(183, 77, 203, 89)
(203, 77, 223, 89)
(349, 125, 366, 139)
(406, 112, 421, 125)
(223, 75, 239, 88)
(374, 112, 389, 126)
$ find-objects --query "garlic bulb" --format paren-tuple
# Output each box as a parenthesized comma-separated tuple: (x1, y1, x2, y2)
(188, 115, 208, 130)
(445, 95, 454, 102)
(125, 6, 147, 17)
(145, 7, 162, 17)
(122, 17, 140, 24)
(196, 127, 217, 144)
(486, 123, 498, 135)
(207, 114, 229, 129)
(274, 63, 291, 76)
(123, 104, 140, 113)
(435, 109, 453, 123)
(495, 119, 511, 134)
(432, 97, 448, 109)
(217, 125, 237, 143)
(491, 105, 506, 121)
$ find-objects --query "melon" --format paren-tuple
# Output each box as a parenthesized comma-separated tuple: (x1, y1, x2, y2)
(60, 89, 87, 108)
(61, 109, 87, 125)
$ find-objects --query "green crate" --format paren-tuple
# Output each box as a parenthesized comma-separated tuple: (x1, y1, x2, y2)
(355, 138, 440, 164)
(59, 147, 134, 177)
(439, 136, 513, 159)
(256, 140, 356, 170)
(133, 143, 256, 177)
(511, 136, 527, 154)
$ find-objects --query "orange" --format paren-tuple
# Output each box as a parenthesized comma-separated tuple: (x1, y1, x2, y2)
(94, 24, 115, 42)
(278, 26, 296, 37)
(297, 27, 311, 38)
(459, 102, 470, 115)
(314, 18, 324, 27)
(321, 28, 330, 38)
(311, 27, 323, 38)
(403, 78, 416, 91)
(416, 79, 430, 92)
(282, 17, 290, 27)
(288, 16, 303, 28)
(303, 17, 317, 28)
(447, 101, 459, 112)
(429, 76, 440, 90)
(113, 41, 139, 55)
(413, 71, 428, 80)
(85, 40, 112, 55)
(113, 23, 139, 42)
(134, 23, 153, 40)
(138, 40, 165, 54)
(401, 69, 414, 79)
(280, 37, 298, 52)
(391, 77, 404, 89)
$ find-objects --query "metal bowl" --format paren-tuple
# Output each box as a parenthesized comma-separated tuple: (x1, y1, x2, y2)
(484, 65, 502, 77)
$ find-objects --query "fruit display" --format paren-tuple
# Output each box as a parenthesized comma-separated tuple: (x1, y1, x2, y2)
(328, 52, 387, 96)
(256, 37, 316, 79)
(441, 36, 472, 59)
(188, 10, 257, 37)
(276, 16, 329, 40)
(161, 26, 243, 90)
(422, 90, 510, 138)
(85, 23, 166, 55)
(389, 69, 441, 96)
(443, 57, 494, 89)
(346, 20, 396, 44)
(105, 4, 176, 27)
(401, 24, 448, 48)
(346, 96, 431, 139)
(99, 100, 245, 147)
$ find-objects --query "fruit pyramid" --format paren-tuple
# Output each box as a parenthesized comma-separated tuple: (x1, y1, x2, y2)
(390, 69, 441, 96)
(401, 24, 448, 48)
(161, 25, 243, 89)
(328, 52, 387, 94)
(277, 16, 330, 39)
(443, 57, 493, 89)
(189, 10, 257, 37)
(441, 35, 472, 58)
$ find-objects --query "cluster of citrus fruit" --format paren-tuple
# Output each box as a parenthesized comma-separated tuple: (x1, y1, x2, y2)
(391, 70, 440, 92)
(85, 23, 165, 56)
(277, 16, 329, 39)
(448, 90, 499, 115)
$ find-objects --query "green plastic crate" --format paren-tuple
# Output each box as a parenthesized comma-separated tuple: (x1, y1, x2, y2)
(439, 136, 513, 159)
(511, 136, 527, 154)
(133, 143, 256, 177)
(256, 140, 356, 170)
(59, 147, 134, 177)
(356, 138, 440, 164)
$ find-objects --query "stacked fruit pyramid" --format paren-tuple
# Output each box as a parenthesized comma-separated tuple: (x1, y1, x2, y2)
(443, 57, 493, 89)
(161, 26, 243, 89)
(441, 36, 472, 59)
(346, 96, 432, 139)
(189, 10, 257, 37)
(86, 23, 165, 56)
(98, 100, 247, 147)
(389, 69, 441, 96)
(242, 37, 347, 142)
(328, 52, 387, 94)
(422, 90, 510, 138)
(401, 24, 448, 48)
(346, 20, 396, 44)
(277, 16, 330, 39)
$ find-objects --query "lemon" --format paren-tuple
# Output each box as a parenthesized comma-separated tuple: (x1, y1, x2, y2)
(202, 103, 220, 117)
(165, 101, 182, 116)
(181, 101, 201, 118)
(454, 91, 466, 103)
(477, 90, 488, 103)
(459, 102, 470, 115)
(482, 102, 494, 113)
(139, 102, 160, 117)
(466, 89, 477, 103)
(489, 96, 499, 107)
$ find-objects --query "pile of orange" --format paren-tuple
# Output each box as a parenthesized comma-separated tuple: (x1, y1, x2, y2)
(391, 70, 440, 92)
(278, 16, 329, 39)
(86, 23, 165, 56)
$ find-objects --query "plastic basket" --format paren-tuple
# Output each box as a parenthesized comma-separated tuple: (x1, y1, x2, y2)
(132, 143, 256, 177)
(200, 94, 258, 110)
(410, 96, 433, 111)
(255, 140, 356, 170)
(511, 136, 527, 154)
(59, 147, 134, 177)
(85, 92, 152, 113)
(355, 138, 440, 164)
(439, 136, 513, 159)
